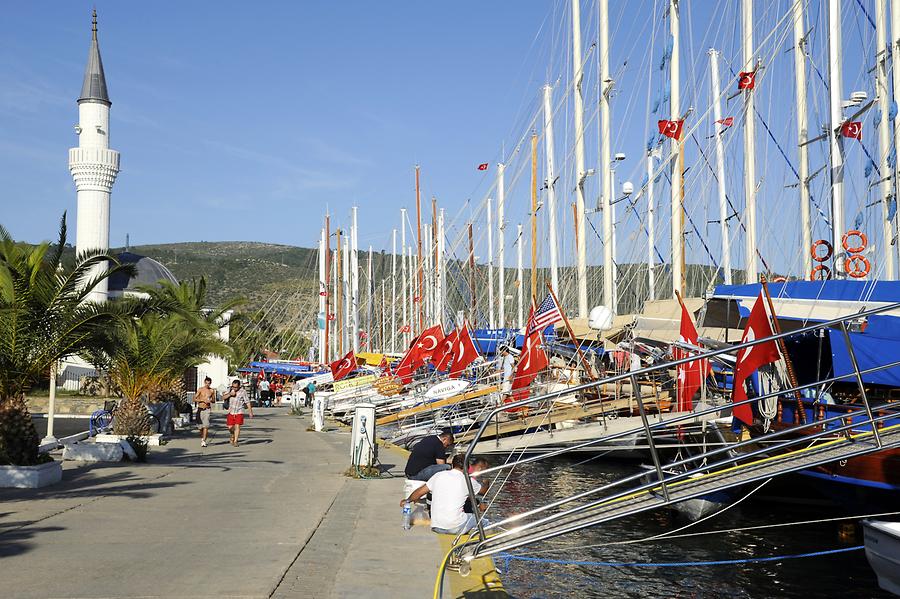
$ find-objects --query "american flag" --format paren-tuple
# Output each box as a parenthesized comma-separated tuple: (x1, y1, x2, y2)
(527, 293, 563, 333)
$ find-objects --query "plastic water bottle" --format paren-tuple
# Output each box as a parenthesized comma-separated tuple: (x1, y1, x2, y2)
(401, 501, 412, 530)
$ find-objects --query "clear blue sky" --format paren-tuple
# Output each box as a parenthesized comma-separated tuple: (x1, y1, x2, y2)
(0, 1, 554, 250)
(0, 1, 882, 282)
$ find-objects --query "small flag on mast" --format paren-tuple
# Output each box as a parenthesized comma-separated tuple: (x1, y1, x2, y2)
(527, 293, 563, 334)
(658, 119, 685, 140)
(477, 163, 489, 171)
(841, 121, 862, 140)
(716, 117, 734, 127)
(738, 71, 756, 90)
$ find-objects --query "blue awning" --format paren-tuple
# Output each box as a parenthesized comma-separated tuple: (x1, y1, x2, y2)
(828, 315, 900, 386)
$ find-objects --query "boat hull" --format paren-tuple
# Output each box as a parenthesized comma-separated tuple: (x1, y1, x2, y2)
(863, 520, 900, 597)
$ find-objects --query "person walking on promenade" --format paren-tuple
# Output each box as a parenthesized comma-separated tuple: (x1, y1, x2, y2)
(258, 376, 271, 407)
(305, 380, 316, 408)
(221, 379, 254, 446)
(194, 376, 215, 447)
(404, 427, 454, 481)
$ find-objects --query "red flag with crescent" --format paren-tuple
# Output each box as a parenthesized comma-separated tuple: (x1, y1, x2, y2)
(477, 163, 489, 171)
(431, 329, 458, 371)
(731, 294, 780, 425)
(674, 302, 710, 412)
(509, 331, 548, 401)
(841, 121, 862, 140)
(738, 71, 755, 90)
(658, 119, 685, 140)
(449, 326, 480, 379)
(330, 350, 356, 381)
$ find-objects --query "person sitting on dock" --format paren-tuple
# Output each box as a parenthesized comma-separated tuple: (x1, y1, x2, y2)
(404, 427, 454, 481)
(402, 454, 490, 535)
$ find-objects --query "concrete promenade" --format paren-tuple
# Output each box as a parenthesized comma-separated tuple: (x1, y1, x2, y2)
(0, 409, 505, 598)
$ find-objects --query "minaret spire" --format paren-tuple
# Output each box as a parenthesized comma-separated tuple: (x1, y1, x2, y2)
(80, 9, 109, 105)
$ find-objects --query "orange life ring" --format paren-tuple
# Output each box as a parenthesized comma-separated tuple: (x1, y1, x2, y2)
(845, 254, 871, 278)
(842, 230, 867, 253)
(811, 240, 833, 262)
(810, 264, 832, 280)
(772, 276, 787, 283)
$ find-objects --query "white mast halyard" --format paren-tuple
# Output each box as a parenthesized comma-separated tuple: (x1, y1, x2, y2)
(792, 0, 813, 279)
(342, 236, 351, 353)
(497, 163, 507, 326)
(572, 0, 589, 317)
(708, 49, 733, 284)
(828, 0, 846, 272)
(742, 0, 759, 283)
(487, 197, 496, 328)
(600, 0, 615, 312)
(669, 0, 684, 297)
(542, 84, 560, 296)
(876, 0, 895, 278)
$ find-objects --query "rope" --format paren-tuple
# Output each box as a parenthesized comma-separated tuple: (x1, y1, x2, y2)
(497, 545, 863, 571)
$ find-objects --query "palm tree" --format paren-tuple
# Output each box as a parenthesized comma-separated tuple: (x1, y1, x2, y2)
(108, 278, 234, 436)
(0, 215, 133, 465)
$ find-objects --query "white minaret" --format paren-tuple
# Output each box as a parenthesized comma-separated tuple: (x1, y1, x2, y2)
(69, 10, 120, 303)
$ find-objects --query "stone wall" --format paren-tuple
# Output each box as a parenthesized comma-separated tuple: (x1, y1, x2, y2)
(26, 396, 109, 416)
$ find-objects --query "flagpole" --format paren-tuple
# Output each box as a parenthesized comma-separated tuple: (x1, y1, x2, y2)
(669, 0, 683, 299)
(324, 214, 331, 363)
(792, 0, 813, 279)
(497, 163, 506, 327)
(531, 132, 538, 303)
(760, 278, 805, 424)
(546, 282, 596, 381)
(336, 228, 343, 356)
(415, 166, 424, 330)
(742, 0, 759, 283)
(827, 0, 846, 274)
(875, 0, 895, 279)
(708, 49, 733, 284)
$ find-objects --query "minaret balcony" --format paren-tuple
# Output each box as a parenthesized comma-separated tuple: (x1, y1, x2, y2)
(69, 147, 120, 191)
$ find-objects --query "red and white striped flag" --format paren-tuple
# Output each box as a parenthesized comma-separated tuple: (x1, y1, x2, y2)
(527, 293, 563, 334)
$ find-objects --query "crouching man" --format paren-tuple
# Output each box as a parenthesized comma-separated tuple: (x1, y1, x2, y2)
(401, 454, 489, 535)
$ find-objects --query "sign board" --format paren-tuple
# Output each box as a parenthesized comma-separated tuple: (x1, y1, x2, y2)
(332, 374, 376, 393)
(423, 379, 471, 400)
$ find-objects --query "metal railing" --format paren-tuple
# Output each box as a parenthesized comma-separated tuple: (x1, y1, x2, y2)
(458, 300, 900, 561)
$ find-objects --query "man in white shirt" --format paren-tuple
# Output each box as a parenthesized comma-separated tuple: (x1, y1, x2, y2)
(402, 454, 490, 535)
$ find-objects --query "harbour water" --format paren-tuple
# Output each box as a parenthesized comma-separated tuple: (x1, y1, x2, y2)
(490, 457, 891, 598)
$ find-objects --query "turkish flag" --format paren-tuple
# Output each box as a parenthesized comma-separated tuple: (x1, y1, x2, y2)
(399, 324, 411, 333)
(509, 331, 549, 401)
(413, 324, 445, 364)
(841, 121, 862, 140)
(379, 356, 392, 376)
(658, 119, 685, 140)
(674, 303, 710, 412)
(738, 71, 755, 90)
(395, 334, 422, 384)
(716, 117, 734, 127)
(431, 329, 458, 371)
(477, 163, 489, 171)
(449, 326, 480, 379)
(319, 290, 328, 297)
(731, 293, 781, 425)
(330, 350, 356, 381)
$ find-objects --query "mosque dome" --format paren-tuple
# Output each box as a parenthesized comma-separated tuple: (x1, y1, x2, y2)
(108, 251, 179, 297)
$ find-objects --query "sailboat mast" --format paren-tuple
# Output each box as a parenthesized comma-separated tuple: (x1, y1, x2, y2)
(517, 223, 524, 328)
(342, 236, 351, 353)
(390, 229, 397, 352)
(828, 0, 846, 271)
(497, 163, 507, 326)
(424, 226, 432, 323)
(742, 0, 758, 282)
(531, 132, 539, 302)
(542, 84, 560, 295)
(792, 0, 813, 279)
(600, 0, 614, 311)
(351, 207, 360, 352)
(572, 0, 589, 318)
(669, 0, 684, 297)
(331, 247, 338, 359)
(487, 197, 495, 328)
(892, 0, 900, 270)
(876, 0, 895, 278)
(324, 214, 331, 362)
(647, 150, 656, 300)
(415, 166, 424, 329)
(367, 245, 373, 349)
(708, 49, 733, 284)
(400, 208, 408, 345)
(381, 282, 386, 352)
(437, 208, 445, 326)
(469, 223, 476, 323)
(336, 228, 343, 356)
(318, 227, 327, 362)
